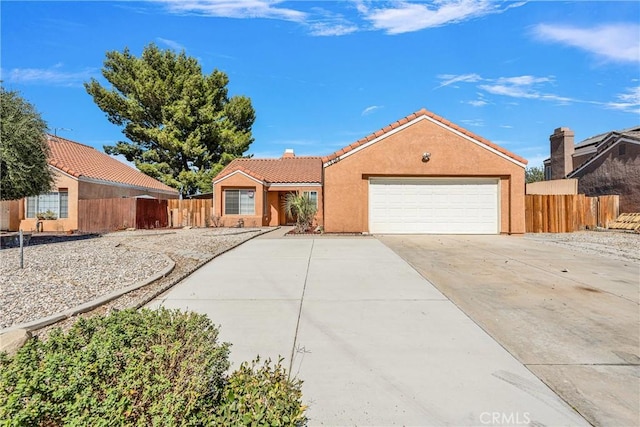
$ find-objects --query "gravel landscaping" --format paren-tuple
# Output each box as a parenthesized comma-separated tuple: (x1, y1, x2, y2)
(525, 230, 639, 263)
(0, 228, 266, 330)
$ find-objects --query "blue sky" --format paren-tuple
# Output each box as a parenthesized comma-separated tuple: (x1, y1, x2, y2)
(2, 1, 639, 168)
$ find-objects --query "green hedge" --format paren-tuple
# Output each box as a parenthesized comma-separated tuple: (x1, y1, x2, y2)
(0, 308, 306, 426)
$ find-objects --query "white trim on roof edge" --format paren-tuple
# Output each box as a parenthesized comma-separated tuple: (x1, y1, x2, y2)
(268, 182, 322, 188)
(50, 165, 178, 195)
(323, 115, 526, 169)
(76, 175, 178, 195)
(567, 136, 640, 178)
(213, 169, 265, 185)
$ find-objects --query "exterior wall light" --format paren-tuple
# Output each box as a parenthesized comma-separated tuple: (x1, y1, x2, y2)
(422, 152, 431, 162)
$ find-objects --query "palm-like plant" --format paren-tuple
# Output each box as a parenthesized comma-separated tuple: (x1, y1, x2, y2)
(284, 192, 317, 233)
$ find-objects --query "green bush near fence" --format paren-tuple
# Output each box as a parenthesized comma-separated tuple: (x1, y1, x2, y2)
(0, 308, 306, 426)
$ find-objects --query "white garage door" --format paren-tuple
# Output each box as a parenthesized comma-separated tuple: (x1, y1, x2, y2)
(369, 178, 499, 234)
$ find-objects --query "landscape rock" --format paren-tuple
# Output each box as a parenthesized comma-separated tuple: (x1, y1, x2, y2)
(0, 328, 32, 356)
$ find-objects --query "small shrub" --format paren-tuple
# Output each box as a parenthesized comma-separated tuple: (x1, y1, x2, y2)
(36, 210, 57, 220)
(0, 309, 307, 426)
(0, 308, 230, 426)
(284, 193, 317, 233)
(210, 215, 222, 227)
(216, 357, 307, 426)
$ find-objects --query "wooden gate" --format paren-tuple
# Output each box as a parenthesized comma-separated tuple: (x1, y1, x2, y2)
(78, 198, 169, 233)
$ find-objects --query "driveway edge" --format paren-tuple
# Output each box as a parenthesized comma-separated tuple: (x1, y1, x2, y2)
(131, 227, 278, 309)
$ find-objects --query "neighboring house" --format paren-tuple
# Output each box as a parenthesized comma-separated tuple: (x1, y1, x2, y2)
(213, 151, 322, 227)
(543, 126, 640, 213)
(14, 135, 178, 232)
(214, 108, 528, 234)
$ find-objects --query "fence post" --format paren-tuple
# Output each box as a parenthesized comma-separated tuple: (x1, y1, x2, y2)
(19, 229, 24, 269)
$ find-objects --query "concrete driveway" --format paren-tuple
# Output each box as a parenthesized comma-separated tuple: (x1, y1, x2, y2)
(379, 234, 639, 427)
(148, 230, 587, 426)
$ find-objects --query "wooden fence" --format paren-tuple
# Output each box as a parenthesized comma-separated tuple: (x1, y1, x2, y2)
(525, 194, 619, 233)
(167, 199, 213, 228)
(78, 198, 169, 233)
(597, 195, 620, 229)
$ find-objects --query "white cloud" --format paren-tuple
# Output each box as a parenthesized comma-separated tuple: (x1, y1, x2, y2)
(154, 1, 525, 36)
(308, 22, 358, 36)
(307, 7, 359, 36)
(460, 118, 484, 127)
(156, 0, 361, 36)
(466, 100, 488, 107)
(440, 71, 597, 109)
(359, 0, 525, 35)
(156, 37, 186, 51)
(156, 0, 306, 21)
(480, 83, 536, 99)
(362, 105, 383, 116)
(495, 76, 553, 86)
(1, 66, 97, 86)
(533, 23, 640, 64)
(435, 73, 482, 89)
(606, 86, 640, 114)
(479, 75, 574, 103)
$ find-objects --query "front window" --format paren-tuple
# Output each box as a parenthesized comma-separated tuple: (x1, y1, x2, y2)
(303, 191, 318, 208)
(225, 189, 255, 215)
(26, 190, 69, 219)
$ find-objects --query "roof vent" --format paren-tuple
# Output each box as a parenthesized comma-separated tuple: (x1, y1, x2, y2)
(282, 148, 295, 158)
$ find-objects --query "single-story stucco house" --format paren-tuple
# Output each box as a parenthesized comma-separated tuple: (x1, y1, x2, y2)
(213, 108, 528, 234)
(212, 151, 323, 228)
(8, 134, 179, 232)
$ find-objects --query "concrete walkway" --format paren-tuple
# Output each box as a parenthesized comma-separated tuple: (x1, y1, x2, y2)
(147, 230, 588, 426)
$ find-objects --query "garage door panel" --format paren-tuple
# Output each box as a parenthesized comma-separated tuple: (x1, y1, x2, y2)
(369, 178, 498, 234)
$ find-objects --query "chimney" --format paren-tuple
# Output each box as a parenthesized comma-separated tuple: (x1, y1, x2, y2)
(549, 127, 575, 179)
(282, 148, 295, 158)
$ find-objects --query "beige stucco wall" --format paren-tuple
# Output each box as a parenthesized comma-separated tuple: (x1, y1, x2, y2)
(323, 118, 526, 234)
(213, 173, 266, 227)
(526, 179, 578, 195)
(214, 174, 323, 227)
(19, 172, 79, 232)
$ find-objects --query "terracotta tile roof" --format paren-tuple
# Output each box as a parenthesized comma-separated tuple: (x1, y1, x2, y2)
(215, 157, 322, 184)
(46, 135, 178, 194)
(322, 108, 528, 166)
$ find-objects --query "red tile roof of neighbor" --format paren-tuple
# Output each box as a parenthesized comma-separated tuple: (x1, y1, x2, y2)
(46, 135, 178, 193)
(322, 108, 528, 165)
(216, 157, 323, 184)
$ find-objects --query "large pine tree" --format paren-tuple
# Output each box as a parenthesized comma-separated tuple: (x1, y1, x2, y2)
(85, 43, 255, 196)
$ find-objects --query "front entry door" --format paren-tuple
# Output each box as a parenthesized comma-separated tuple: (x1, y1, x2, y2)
(279, 191, 296, 225)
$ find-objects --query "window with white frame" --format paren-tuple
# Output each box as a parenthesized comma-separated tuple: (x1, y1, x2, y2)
(225, 189, 255, 215)
(26, 190, 69, 219)
(303, 191, 318, 208)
